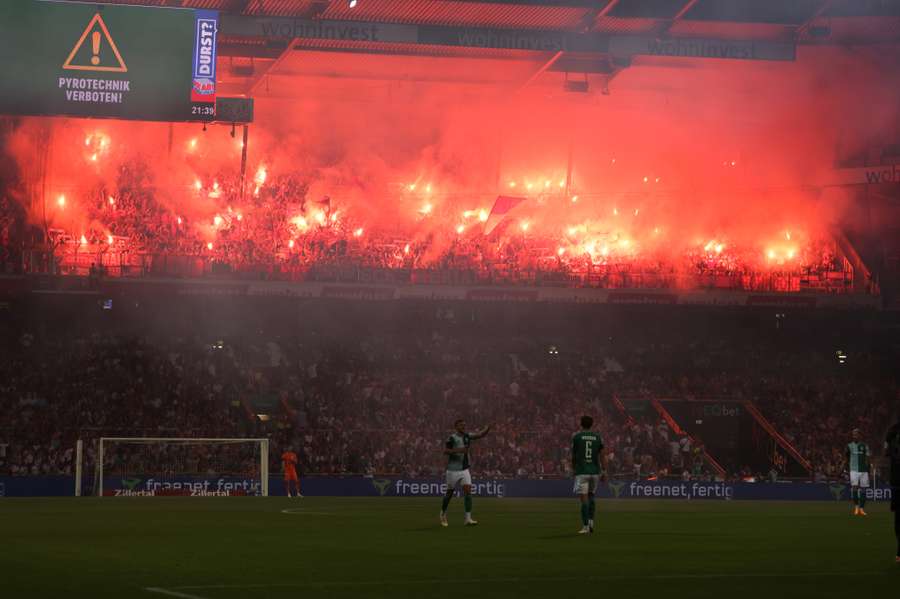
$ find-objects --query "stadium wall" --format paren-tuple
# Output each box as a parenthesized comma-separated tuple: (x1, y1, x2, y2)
(0, 476, 893, 502)
(0, 275, 882, 309)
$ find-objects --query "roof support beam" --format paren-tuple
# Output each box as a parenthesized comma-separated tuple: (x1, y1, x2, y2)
(657, 0, 699, 37)
(597, 0, 620, 18)
(584, 0, 620, 32)
(795, 0, 833, 39)
(301, 0, 332, 20)
(671, 0, 700, 22)
(518, 50, 564, 91)
(224, 0, 253, 15)
(247, 38, 297, 96)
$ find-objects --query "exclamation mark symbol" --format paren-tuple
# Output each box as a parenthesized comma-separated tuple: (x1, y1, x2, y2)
(91, 31, 101, 65)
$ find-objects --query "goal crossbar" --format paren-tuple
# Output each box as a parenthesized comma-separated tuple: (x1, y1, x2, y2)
(100, 437, 269, 444)
(94, 437, 269, 497)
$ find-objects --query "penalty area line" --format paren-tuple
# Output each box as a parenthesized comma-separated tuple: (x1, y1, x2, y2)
(144, 587, 208, 599)
(170, 570, 887, 591)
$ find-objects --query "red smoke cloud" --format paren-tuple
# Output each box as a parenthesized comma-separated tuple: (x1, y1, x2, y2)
(3, 42, 899, 268)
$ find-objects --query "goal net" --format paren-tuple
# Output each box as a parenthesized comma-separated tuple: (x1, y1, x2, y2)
(91, 437, 269, 497)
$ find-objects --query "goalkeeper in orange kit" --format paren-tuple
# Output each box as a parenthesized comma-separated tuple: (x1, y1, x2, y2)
(282, 447, 302, 498)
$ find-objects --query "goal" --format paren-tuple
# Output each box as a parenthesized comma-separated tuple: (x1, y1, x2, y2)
(88, 437, 269, 497)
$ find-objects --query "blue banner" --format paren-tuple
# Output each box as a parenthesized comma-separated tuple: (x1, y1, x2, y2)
(0, 476, 894, 502)
(191, 9, 218, 104)
(302, 478, 894, 503)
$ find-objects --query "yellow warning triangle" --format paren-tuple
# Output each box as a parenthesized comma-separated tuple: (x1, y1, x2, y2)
(62, 13, 128, 73)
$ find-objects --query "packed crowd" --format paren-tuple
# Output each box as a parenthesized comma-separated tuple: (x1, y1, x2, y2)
(752, 361, 895, 481)
(0, 194, 24, 274)
(599, 337, 896, 478)
(1, 302, 894, 482)
(270, 354, 701, 480)
(0, 331, 711, 481)
(4, 163, 855, 293)
(0, 333, 251, 477)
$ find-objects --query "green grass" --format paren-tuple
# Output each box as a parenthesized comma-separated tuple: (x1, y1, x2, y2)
(1, 498, 897, 598)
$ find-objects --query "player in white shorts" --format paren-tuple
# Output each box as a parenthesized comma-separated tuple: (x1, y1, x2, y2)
(846, 428, 871, 516)
(440, 418, 491, 527)
(446, 468, 472, 490)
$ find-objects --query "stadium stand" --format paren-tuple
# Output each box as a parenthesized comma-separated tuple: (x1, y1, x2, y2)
(1, 297, 895, 482)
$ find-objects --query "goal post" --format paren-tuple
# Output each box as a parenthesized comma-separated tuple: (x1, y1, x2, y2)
(93, 437, 269, 497)
(75, 439, 83, 497)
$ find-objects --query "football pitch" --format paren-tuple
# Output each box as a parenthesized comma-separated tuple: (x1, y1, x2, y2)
(2, 497, 897, 598)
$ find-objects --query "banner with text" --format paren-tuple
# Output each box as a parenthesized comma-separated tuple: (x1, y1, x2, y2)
(220, 16, 794, 62)
(609, 36, 795, 62)
(0, 1, 218, 122)
(1, 476, 893, 501)
(824, 163, 900, 186)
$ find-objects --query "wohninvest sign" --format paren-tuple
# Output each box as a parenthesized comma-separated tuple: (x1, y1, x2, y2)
(825, 163, 900, 186)
(0, 1, 218, 122)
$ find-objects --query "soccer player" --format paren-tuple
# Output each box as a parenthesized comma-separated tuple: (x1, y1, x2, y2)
(884, 417, 900, 563)
(440, 419, 491, 527)
(573, 415, 607, 534)
(846, 428, 871, 516)
(282, 446, 302, 498)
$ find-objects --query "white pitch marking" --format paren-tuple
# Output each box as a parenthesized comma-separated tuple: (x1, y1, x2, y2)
(280, 508, 336, 515)
(172, 570, 885, 591)
(144, 587, 208, 599)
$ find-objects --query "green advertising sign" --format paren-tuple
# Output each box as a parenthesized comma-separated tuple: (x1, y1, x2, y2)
(0, 1, 220, 122)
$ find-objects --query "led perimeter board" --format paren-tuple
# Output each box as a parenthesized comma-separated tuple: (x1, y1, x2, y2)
(0, 1, 219, 122)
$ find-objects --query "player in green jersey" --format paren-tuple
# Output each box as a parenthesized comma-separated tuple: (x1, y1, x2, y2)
(440, 418, 491, 527)
(572, 415, 608, 534)
(846, 428, 872, 516)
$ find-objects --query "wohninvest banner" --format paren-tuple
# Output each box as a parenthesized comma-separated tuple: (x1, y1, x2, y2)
(825, 163, 900, 186)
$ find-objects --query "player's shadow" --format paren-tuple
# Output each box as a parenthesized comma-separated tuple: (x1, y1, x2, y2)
(536, 533, 588, 540)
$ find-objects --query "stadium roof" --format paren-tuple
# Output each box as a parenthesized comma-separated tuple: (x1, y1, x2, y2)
(55, 1, 900, 98)
(59, 1, 900, 43)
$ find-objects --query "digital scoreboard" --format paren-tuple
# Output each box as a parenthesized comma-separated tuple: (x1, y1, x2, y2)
(0, 1, 220, 122)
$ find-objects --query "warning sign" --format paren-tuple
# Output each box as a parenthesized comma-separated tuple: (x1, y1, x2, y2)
(62, 13, 127, 73)
(0, 1, 219, 122)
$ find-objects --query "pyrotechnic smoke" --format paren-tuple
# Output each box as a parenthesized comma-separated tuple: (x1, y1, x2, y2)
(1, 43, 897, 264)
